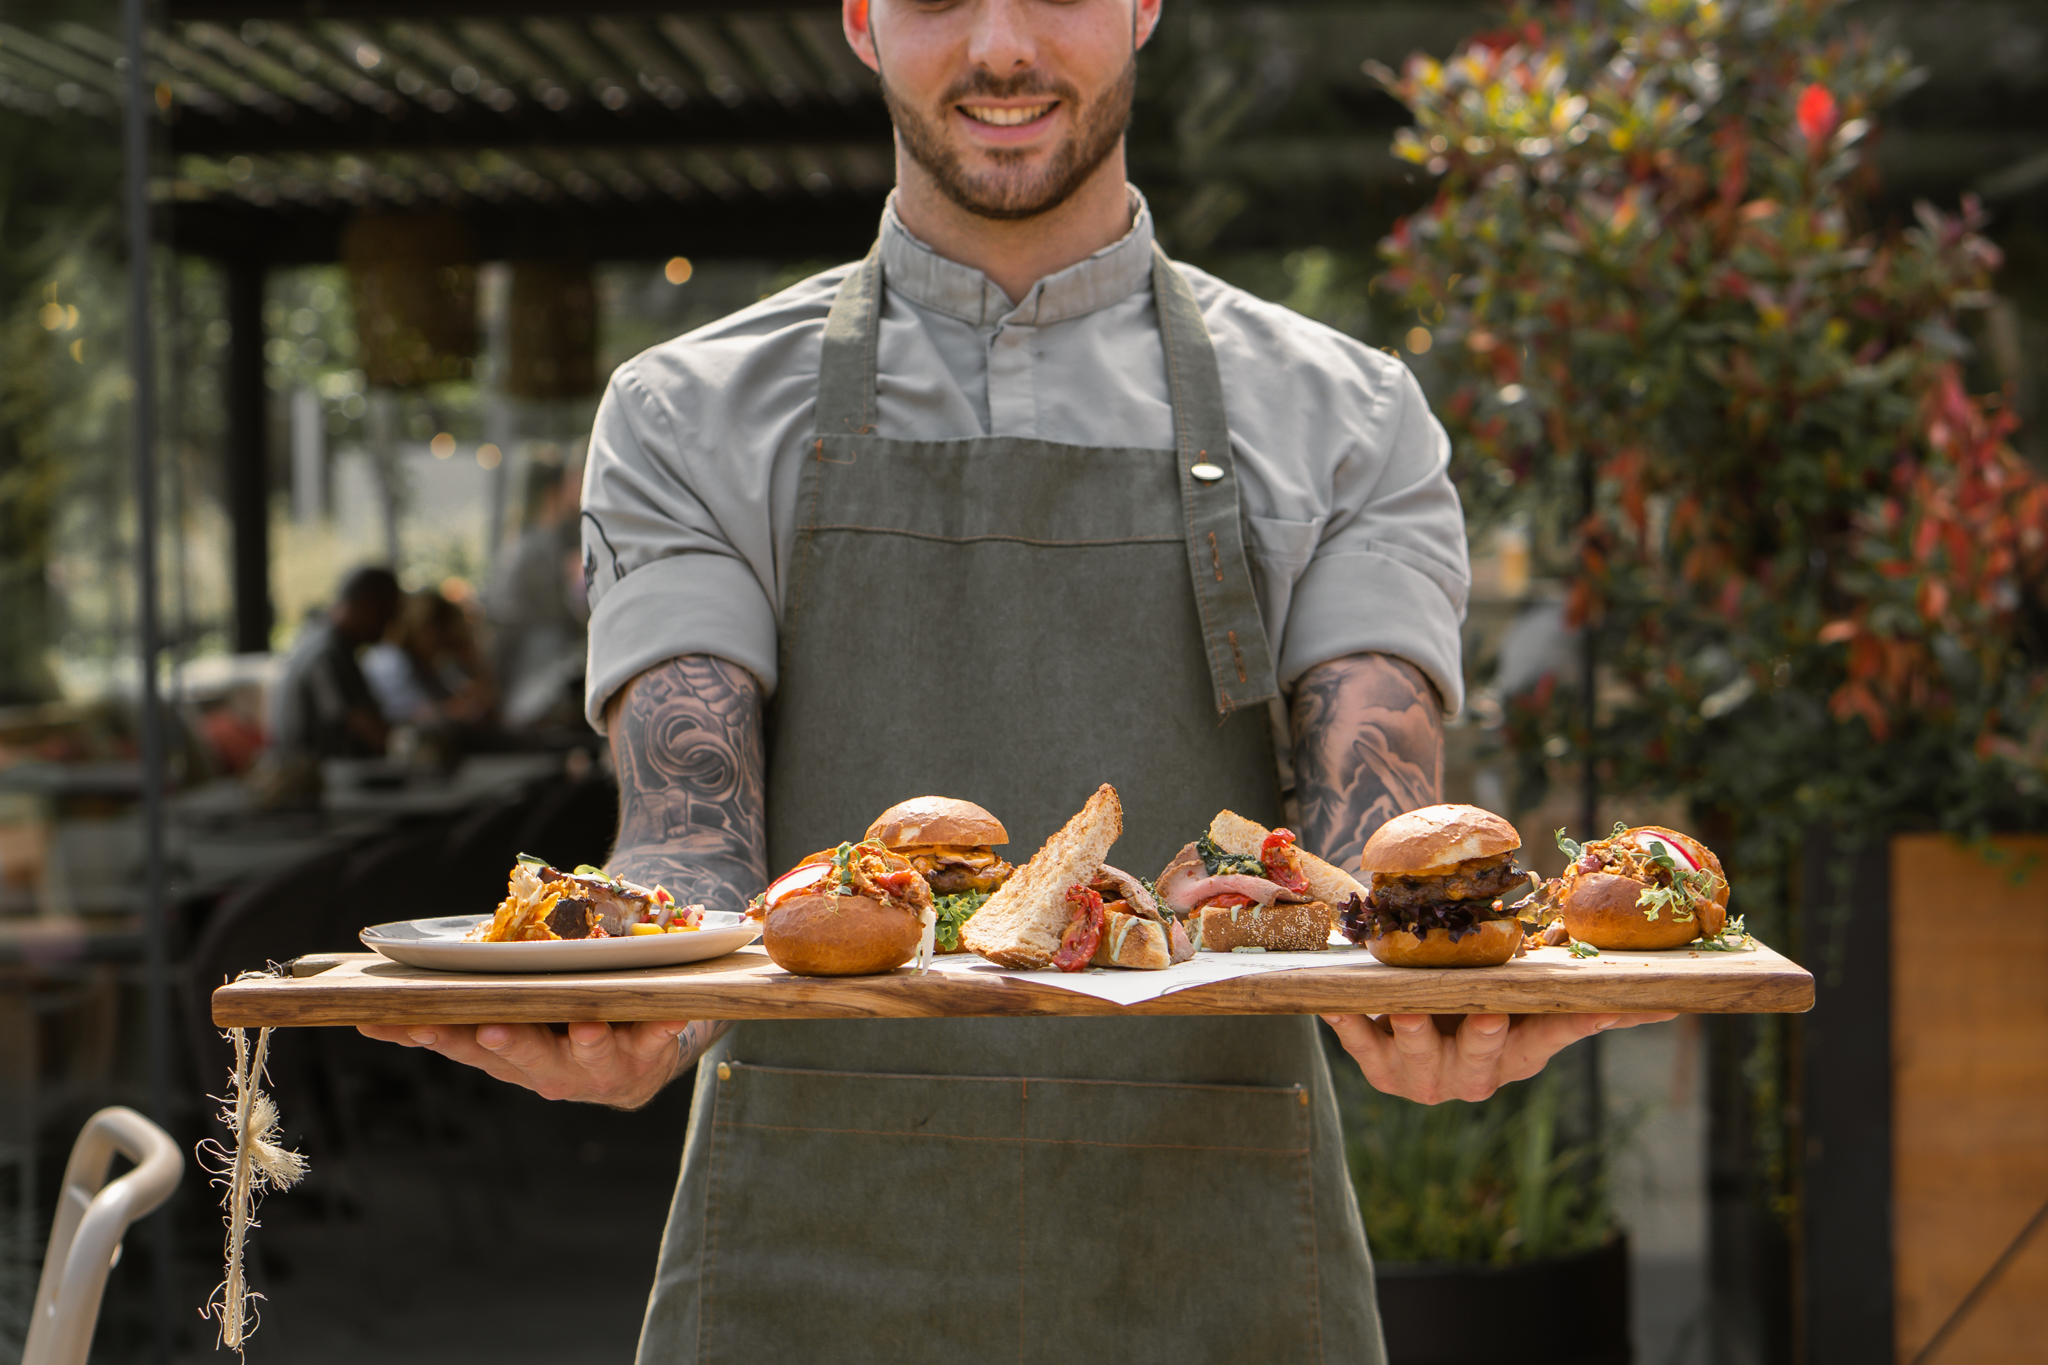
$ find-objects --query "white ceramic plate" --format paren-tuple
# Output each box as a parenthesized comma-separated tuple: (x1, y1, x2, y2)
(360, 912, 761, 974)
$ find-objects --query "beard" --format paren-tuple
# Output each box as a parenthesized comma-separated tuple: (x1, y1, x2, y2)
(880, 58, 1136, 221)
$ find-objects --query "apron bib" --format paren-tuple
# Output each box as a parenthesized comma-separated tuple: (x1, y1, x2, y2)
(636, 247, 1384, 1365)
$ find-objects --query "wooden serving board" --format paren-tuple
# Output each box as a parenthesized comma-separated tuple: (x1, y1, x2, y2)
(212, 941, 1812, 1026)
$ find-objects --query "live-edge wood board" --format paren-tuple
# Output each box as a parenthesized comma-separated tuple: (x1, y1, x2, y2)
(213, 941, 1813, 1027)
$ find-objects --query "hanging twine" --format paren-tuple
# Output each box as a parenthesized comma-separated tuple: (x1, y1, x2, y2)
(198, 970, 308, 1356)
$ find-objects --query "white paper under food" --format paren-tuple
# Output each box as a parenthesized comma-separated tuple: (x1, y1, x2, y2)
(921, 938, 1382, 1007)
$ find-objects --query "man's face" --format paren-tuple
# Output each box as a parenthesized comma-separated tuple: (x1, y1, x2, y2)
(850, 0, 1158, 221)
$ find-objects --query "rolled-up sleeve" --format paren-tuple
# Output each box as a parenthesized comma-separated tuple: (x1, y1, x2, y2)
(579, 362, 781, 730)
(1278, 361, 1468, 713)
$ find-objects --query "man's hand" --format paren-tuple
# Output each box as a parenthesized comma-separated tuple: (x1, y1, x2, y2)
(1321, 1011, 1677, 1104)
(355, 1018, 730, 1109)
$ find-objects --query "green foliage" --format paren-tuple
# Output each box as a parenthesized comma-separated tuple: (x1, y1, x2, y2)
(1376, 0, 2048, 875)
(1341, 1066, 1625, 1265)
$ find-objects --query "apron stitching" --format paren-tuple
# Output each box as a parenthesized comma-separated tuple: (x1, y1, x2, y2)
(804, 524, 1182, 549)
(698, 1064, 727, 1364)
(1229, 629, 1248, 683)
(814, 436, 858, 464)
(1300, 1096, 1325, 1365)
(1017, 1079, 1027, 1365)
(718, 1120, 1307, 1156)
(1209, 530, 1223, 582)
(712, 1062, 1311, 1096)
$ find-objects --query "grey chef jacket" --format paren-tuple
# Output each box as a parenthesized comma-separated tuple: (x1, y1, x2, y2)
(579, 189, 1469, 730)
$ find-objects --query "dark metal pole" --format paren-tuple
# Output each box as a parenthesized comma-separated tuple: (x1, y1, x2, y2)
(1578, 452, 1598, 840)
(122, 3, 173, 1361)
(225, 259, 272, 652)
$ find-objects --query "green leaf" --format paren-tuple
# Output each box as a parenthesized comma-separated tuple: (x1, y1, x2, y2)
(1554, 828, 1584, 861)
(1568, 939, 1600, 958)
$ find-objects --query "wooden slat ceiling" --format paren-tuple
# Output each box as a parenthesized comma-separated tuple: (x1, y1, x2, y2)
(0, 6, 903, 258)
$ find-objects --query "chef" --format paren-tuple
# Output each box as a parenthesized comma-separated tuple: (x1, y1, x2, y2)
(362, 1, 1672, 1358)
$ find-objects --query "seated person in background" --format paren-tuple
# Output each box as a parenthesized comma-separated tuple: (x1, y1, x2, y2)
(364, 589, 496, 729)
(267, 566, 401, 761)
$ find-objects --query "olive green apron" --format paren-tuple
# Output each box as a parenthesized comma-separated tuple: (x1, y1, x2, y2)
(636, 246, 1384, 1365)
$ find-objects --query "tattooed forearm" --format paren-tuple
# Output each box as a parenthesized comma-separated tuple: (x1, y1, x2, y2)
(1291, 652, 1445, 869)
(605, 654, 768, 915)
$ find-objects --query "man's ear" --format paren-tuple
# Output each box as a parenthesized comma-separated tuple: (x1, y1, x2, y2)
(843, 0, 880, 74)
(1135, 0, 1164, 49)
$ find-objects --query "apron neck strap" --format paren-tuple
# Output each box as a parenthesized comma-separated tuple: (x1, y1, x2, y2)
(1148, 244, 1232, 473)
(816, 243, 884, 438)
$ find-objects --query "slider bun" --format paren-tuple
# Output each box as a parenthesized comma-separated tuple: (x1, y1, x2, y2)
(1360, 804, 1522, 878)
(762, 893, 921, 976)
(1560, 871, 1725, 950)
(1367, 917, 1523, 968)
(864, 796, 1008, 849)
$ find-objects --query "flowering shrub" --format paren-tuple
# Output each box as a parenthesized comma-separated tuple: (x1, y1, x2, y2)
(1375, 0, 2048, 863)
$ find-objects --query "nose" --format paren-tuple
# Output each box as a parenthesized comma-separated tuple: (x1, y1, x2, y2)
(965, 0, 1038, 75)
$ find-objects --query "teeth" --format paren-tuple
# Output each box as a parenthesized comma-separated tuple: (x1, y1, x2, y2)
(962, 103, 1052, 127)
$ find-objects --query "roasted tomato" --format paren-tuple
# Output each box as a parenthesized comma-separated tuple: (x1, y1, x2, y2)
(1052, 884, 1105, 972)
(1260, 829, 1311, 896)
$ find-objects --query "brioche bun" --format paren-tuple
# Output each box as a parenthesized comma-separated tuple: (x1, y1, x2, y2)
(864, 796, 1008, 850)
(1367, 917, 1524, 968)
(1561, 868, 1729, 951)
(1361, 804, 1522, 878)
(761, 893, 921, 976)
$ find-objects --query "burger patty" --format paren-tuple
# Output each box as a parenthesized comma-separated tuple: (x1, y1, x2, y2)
(1370, 853, 1527, 914)
(927, 861, 1012, 895)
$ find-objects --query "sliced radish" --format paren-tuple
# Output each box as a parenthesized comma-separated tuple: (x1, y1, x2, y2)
(763, 861, 836, 909)
(1635, 831, 1699, 872)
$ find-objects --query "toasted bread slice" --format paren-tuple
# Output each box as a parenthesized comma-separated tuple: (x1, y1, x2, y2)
(1208, 810, 1366, 907)
(960, 784, 1122, 968)
(1090, 910, 1172, 969)
(1188, 899, 1333, 953)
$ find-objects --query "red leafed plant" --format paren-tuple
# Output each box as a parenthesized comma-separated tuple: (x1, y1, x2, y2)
(1375, 0, 2048, 866)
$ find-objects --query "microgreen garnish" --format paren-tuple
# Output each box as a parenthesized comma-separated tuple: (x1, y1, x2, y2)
(1697, 914, 1753, 952)
(1568, 939, 1600, 958)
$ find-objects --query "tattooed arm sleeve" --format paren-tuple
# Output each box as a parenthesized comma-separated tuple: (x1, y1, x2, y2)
(1291, 652, 1446, 869)
(604, 653, 767, 1070)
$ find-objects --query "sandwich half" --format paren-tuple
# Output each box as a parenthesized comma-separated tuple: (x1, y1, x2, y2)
(1159, 810, 1361, 952)
(959, 784, 1122, 968)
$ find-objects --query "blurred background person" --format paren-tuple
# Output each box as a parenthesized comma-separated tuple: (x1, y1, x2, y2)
(266, 565, 401, 763)
(484, 452, 589, 729)
(363, 588, 496, 730)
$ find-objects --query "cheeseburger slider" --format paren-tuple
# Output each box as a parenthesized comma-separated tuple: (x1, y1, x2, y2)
(1542, 824, 1729, 950)
(1156, 811, 1360, 952)
(1345, 804, 1528, 967)
(748, 840, 936, 976)
(864, 796, 1015, 953)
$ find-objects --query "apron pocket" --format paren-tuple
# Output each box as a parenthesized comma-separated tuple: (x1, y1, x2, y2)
(699, 1061, 1323, 1365)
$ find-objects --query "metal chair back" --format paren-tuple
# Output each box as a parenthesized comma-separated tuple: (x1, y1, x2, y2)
(21, 1106, 182, 1365)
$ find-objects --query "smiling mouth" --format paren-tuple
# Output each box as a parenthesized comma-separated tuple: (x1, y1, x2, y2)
(959, 102, 1056, 127)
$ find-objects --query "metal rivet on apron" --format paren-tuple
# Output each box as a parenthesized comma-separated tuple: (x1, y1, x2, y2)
(1189, 462, 1225, 483)
(716, 1062, 732, 1081)
(1299, 1089, 1310, 1107)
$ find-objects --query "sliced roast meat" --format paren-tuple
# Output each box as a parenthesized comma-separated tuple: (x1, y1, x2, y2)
(538, 867, 657, 934)
(1155, 842, 1209, 913)
(1164, 873, 1304, 914)
(1093, 864, 1164, 922)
